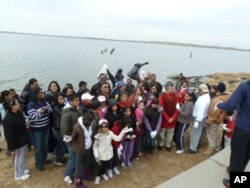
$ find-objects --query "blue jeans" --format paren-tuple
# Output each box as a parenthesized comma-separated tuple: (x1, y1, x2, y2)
(64, 143, 76, 177)
(144, 131, 156, 153)
(52, 128, 67, 162)
(31, 128, 49, 170)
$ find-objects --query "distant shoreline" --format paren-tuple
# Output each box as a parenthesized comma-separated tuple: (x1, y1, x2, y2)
(1, 31, 250, 52)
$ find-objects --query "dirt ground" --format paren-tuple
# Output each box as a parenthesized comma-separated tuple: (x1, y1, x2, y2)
(0, 126, 214, 188)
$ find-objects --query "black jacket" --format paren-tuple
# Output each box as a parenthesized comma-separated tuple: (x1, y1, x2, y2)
(3, 111, 29, 151)
(52, 104, 64, 131)
(105, 110, 121, 129)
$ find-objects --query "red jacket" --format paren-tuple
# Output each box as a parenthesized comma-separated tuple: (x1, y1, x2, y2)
(159, 92, 179, 128)
(225, 118, 236, 139)
(111, 120, 122, 149)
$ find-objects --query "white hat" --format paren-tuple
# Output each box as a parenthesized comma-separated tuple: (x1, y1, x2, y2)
(98, 119, 109, 126)
(81, 93, 94, 101)
(199, 84, 209, 93)
(97, 95, 106, 102)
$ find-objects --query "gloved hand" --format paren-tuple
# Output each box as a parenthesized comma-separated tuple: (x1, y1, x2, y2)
(117, 145, 123, 159)
(63, 135, 72, 143)
(150, 131, 157, 139)
(176, 103, 180, 111)
(193, 121, 199, 129)
(222, 124, 229, 131)
(122, 127, 133, 134)
(94, 133, 102, 140)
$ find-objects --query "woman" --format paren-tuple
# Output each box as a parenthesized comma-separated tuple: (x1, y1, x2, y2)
(45, 81, 61, 105)
(3, 98, 30, 180)
(27, 87, 52, 171)
(175, 92, 195, 154)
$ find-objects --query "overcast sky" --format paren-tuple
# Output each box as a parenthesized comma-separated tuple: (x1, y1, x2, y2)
(0, 0, 249, 49)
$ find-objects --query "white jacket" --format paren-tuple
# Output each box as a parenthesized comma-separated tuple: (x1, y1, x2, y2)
(93, 131, 125, 161)
(192, 93, 211, 122)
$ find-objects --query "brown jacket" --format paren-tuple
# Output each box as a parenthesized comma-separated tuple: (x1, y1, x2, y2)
(71, 118, 98, 154)
(206, 94, 229, 125)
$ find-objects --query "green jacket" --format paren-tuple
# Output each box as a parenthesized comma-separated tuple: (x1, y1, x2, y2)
(60, 104, 80, 136)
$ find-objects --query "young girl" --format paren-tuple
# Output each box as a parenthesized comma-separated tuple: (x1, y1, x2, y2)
(52, 94, 67, 166)
(175, 92, 195, 154)
(93, 119, 131, 184)
(120, 107, 136, 168)
(3, 99, 30, 180)
(97, 95, 108, 119)
(143, 98, 162, 154)
(134, 100, 145, 159)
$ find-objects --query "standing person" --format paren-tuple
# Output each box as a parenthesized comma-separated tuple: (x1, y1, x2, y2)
(209, 85, 218, 99)
(203, 82, 228, 155)
(62, 86, 73, 105)
(77, 81, 89, 99)
(27, 87, 52, 171)
(45, 81, 61, 105)
(126, 78, 135, 96)
(79, 93, 94, 115)
(105, 99, 121, 129)
(216, 80, 250, 188)
(223, 111, 236, 148)
(97, 95, 108, 119)
(3, 99, 30, 180)
(90, 73, 108, 96)
(71, 112, 97, 188)
(176, 80, 189, 106)
(60, 93, 80, 185)
(93, 119, 132, 184)
(175, 92, 195, 154)
(147, 73, 162, 95)
(187, 84, 211, 154)
(158, 81, 179, 152)
(20, 78, 39, 114)
(143, 98, 162, 154)
(52, 94, 67, 166)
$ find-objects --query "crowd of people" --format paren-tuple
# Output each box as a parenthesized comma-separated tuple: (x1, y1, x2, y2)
(0, 69, 241, 188)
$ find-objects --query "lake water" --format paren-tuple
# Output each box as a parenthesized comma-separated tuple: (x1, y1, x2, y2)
(0, 32, 249, 93)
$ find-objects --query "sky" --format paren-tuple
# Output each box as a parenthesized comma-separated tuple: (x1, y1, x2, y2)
(0, 0, 250, 49)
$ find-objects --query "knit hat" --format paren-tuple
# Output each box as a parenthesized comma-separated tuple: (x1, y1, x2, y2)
(108, 99, 118, 108)
(97, 95, 106, 102)
(199, 83, 209, 93)
(91, 99, 101, 110)
(217, 82, 226, 93)
(98, 119, 109, 126)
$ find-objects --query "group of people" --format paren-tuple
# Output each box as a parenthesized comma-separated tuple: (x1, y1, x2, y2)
(0, 69, 248, 188)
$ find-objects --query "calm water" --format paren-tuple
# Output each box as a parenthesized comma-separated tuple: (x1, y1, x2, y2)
(0, 32, 250, 93)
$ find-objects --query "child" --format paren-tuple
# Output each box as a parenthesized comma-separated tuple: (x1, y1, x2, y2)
(223, 111, 236, 147)
(134, 100, 145, 159)
(93, 119, 131, 184)
(143, 98, 162, 154)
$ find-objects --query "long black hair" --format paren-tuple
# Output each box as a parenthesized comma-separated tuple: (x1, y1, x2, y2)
(47, 81, 61, 93)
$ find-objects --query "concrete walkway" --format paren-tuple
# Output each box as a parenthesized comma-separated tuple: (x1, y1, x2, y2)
(156, 147, 250, 188)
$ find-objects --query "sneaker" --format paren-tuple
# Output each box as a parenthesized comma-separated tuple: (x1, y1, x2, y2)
(127, 163, 133, 168)
(24, 169, 30, 174)
(101, 174, 109, 181)
(223, 178, 230, 188)
(64, 176, 73, 185)
(176, 150, 184, 154)
(15, 174, 30, 180)
(166, 147, 172, 152)
(107, 169, 113, 178)
(54, 161, 63, 166)
(121, 162, 127, 169)
(113, 167, 120, 175)
(95, 176, 101, 185)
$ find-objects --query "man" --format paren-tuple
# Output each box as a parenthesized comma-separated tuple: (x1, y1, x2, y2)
(19, 78, 39, 114)
(90, 73, 108, 96)
(203, 82, 228, 155)
(79, 92, 94, 115)
(60, 94, 80, 185)
(147, 73, 162, 95)
(217, 80, 250, 188)
(77, 81, 89, 99)
(126, 78, 135, 95)
(158, 81, 178, 152)
(187, 83, 211, 153)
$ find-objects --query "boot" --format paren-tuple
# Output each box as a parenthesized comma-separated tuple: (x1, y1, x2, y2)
(82, 170, 94, 181)
(75, 177, 88, 188)
(203, 148, 214, 155)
